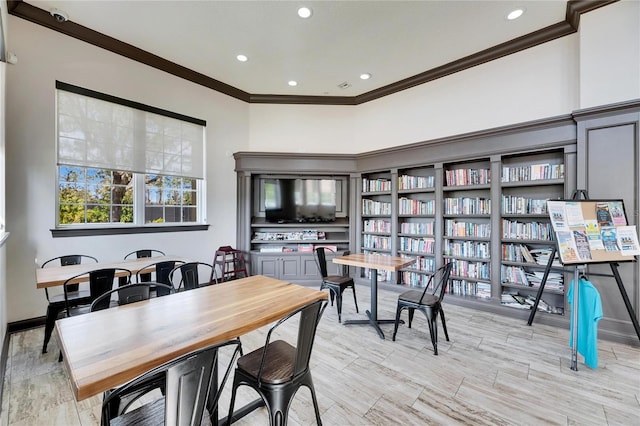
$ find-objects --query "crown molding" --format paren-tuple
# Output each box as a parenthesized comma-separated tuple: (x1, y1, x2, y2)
(8, 0, 617, 106)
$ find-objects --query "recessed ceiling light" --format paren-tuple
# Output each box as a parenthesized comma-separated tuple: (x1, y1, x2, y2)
(288, 80, 298, 87)
(298, 7, 313, 19)
(236, 54, 248, 62)
(360, 73, 372, 80)
(507, 9, 524, 20)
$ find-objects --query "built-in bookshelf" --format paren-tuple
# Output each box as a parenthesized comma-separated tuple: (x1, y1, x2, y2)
(361, 172, 393, 282)
(397, 166, 437, 287)
(499, 150, 566, 315)
(442, 159, 492, 299)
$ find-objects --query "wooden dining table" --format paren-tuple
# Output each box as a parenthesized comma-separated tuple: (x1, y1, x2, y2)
(56, 275, 327, 405)
(35, 255, 192, 289)
(333, 253, 414, 339)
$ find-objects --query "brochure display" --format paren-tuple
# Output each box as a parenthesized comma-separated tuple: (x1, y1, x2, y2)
(546, 200, 640, 264)
(537, 198, 640, 371)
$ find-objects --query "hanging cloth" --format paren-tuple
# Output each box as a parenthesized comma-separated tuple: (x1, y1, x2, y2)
(567, 277, 603, 369)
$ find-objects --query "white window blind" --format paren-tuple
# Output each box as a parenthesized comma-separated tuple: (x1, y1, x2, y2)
(56, 82, 205, 179)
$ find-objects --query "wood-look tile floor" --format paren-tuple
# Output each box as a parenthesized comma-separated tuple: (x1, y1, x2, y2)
(2, 284, 639, 425)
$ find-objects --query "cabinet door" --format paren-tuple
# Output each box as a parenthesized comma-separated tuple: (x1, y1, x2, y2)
(301, 255, 320, 280)
(254, 255, 278, 279)
(280, 257, 300, 280)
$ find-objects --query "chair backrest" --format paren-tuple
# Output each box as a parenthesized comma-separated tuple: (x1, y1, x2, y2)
(63, 267, 132, 314)
(258, 299, 327, 385)
(136, 260, 183, 295)
(419, 262, 454, 305)
(169, 262, 215, 291)
(41, 254, 98, 268)
(315, 247, 349, 278)
(41, 254, 99, 297)
(314, 247, 332, 278)
(90, 282, 175, 312)
(101, 339, 242, 426)
(124, 249, 165, 260)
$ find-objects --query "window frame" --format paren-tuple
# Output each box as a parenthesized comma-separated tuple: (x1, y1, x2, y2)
(53, 82, 209, 236)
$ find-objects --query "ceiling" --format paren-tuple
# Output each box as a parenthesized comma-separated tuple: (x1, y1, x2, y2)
(8, 1, 611, 103)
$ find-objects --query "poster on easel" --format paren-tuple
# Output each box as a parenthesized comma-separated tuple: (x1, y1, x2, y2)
(547, 200, 640, 264)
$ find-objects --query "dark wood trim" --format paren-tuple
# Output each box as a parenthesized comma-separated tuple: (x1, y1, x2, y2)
(56, 81, 206, 126)
(8, 0, 617, 105)
(0, 329, 9, 415)
(8, 0, 250, 102)
(7, 317, 46, 333)
(51, 224, 209, 238)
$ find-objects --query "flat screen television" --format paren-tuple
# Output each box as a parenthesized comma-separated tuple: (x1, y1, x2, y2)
(264, 178, 337, 223)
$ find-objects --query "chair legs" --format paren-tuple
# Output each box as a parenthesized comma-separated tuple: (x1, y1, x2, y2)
(392, 303, 448, 356)
(227, 370, 322, 426)
(43, 303, 64, 353)
(320, 283, 358, 323)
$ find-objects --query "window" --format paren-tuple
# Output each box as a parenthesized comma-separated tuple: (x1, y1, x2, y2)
(55, 82, 206, 228)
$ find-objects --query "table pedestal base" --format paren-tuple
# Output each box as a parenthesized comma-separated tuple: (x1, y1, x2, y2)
(343, 310, 402, 340)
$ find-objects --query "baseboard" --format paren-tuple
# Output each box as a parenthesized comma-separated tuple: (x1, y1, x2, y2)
(6, 316, 45, 334)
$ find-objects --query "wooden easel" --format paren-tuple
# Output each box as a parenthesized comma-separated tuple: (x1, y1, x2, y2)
(526, 190, 640, 371)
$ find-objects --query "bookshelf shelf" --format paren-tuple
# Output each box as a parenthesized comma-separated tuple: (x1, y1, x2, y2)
(499, 149, 566, 316)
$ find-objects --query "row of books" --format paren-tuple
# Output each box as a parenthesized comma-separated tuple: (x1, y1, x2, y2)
(447, 280, 491, 298)
(501, 244, 561, 266)
(398, 198, 435, 215)
(500, 265, 563, 288)
(362, 199, 392, 215)
(444, 219, 491, 238)
(259, 244, 337, 253)
(501, 292, 564, 315)
(362, 178, 391, 192)
(501, 163, 565, 182)
(362, 234, 391, 250)
(444, 197, 491, 215)
(501, 196, 548, 215)
(407, 255, 436, 271)
(398, 236, 435, 254)
(444, 168, 491, 186)
(502, 219, 552, 240)
(444, 240, 490, 259)
(398, 175, 435, 190)
(446, 259, 491, 280)
(400, 270, 435, 287)
(254, 230, 326, 241)
(400, 221, 434, 235)
(363, 219, 391, 233)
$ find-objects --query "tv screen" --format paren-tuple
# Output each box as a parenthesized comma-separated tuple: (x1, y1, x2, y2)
(264, 178, 337, 223)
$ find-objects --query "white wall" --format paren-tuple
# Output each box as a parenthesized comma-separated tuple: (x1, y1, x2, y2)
(4, 3, 639, 323)
(579, 0, 640, 108)
(249, 30, 578, 153)
(5, 17, 249, 322)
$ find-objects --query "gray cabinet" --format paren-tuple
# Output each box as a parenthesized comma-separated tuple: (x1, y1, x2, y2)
(252, 254, 300, 280)
(250, 252, 321, 284)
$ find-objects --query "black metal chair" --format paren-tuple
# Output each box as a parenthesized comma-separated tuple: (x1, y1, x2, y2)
(90, 282, 175, 312)
(314, 247, 358, 322)
(40, 254, 98, 353)
(169, 262, 216, 291)
(227, 299, 327, 426)
(102, 339, 242, 426)
(63, 267, 132, 318)
(392, 262, 453, 355)
(136, 260, 183, 296)
(121, 249, 165, 284)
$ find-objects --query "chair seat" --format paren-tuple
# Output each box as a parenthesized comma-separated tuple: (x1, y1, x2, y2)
(398, 290, 439, 306)
(48, 290, 91, 305)
(322, 275, 354, 286)
(237, 340, 295, 385)
(110, 397, 164, 426)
